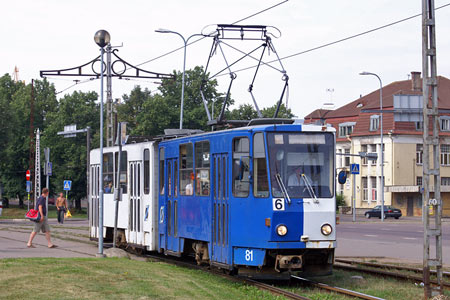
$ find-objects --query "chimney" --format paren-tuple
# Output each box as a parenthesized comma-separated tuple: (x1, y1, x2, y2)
(411, 71, 421, 91)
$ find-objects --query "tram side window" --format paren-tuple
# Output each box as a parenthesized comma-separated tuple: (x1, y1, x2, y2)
(253, 133, 269, 197)
(115, 151, 128, 194)
(103, 153, 114, 193)
(233, 137, 250, 197)
(144, 149, 150, 195)
(195, 141, 210, 196)
(180, 143, 194, 195)
(159, 148, 165, 195)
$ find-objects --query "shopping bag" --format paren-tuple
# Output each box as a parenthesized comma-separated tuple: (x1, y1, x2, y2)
(25, 209, 41, 222)
(65, 209, 72, 218)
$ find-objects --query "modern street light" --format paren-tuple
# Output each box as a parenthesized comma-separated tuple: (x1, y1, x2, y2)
(94, 29, 110, 256)
(155, 29, 204, 129)
(360, 71, 385, 221)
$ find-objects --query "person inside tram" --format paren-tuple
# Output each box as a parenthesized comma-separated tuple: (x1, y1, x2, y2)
(288, 166, 303, 187)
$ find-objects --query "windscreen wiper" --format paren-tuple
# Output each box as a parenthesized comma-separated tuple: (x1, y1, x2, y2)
(301, 174, 319, 203)
(275, 173, 291, 204)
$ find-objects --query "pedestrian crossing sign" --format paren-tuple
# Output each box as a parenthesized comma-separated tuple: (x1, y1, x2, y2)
(350, 163, 360, 174)
(63, 180, 72, 191)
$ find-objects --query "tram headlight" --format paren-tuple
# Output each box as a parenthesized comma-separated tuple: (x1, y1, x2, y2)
(276, 225, 288, 236)
(321, 223, 333, 236)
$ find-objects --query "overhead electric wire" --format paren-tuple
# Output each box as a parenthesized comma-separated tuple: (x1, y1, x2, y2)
(134, 0, 289, 68)
(216, 2, 450, 77)
(55, 78, 98, 95)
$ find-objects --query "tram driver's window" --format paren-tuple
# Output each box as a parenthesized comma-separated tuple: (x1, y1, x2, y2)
(103, 153, 113, 194)
(159, 148, 165, 195)
(115, 151, 128, 194)
(233, 137, 250, 197)
(195, 141, 210, 196)
(180, 143, 194, 195)
(253, 133, 269, 197)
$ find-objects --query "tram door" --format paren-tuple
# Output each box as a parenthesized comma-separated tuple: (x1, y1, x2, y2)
(165, 158, 179, 253)
(212, 154, 229, 264)
(128, 161, 142, 244)
(90, 165, 100, 238)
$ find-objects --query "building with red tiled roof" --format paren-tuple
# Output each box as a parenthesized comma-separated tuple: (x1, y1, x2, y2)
(305, 72, 450, 217)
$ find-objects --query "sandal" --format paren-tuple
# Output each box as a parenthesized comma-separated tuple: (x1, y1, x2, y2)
(27, 244, 36, 248)
(48, 245, 58, 248)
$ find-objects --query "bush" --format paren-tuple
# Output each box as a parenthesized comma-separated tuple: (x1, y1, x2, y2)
(336, 193, 346, 209)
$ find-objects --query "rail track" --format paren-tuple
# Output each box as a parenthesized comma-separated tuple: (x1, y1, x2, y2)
(144, 252, 387, 300)
(336, 258, 450, 279)
(334, 259, 450, 290)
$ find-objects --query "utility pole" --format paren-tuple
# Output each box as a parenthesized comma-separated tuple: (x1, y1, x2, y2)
(29, 80, 35, 205)
(422, 0, 443, 297)
(34, 129, 41, 203)
(106, 44, 114, 147)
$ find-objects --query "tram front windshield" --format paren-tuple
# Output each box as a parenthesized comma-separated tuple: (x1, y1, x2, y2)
(268, 132, 334, 198)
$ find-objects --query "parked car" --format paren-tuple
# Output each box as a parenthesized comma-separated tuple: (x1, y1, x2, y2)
(364, 205, 402, 219)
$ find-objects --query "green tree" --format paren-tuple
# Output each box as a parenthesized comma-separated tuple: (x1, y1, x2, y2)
(116, 86, 151, 132)
(42, 91, 99, 211)
(0, 77, 57, 208)
(261, 103, 294, 119)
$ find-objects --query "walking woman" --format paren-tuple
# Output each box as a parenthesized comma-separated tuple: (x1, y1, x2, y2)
(56, 192, 68, 224)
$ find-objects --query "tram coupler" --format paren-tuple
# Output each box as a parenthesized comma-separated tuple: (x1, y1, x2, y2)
(275, 255, 303, 272)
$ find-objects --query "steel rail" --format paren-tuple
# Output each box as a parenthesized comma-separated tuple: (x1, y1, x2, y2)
(291, 275, 385, 300)
(334, 264, 450, 290)
(336, 258, 450, 279)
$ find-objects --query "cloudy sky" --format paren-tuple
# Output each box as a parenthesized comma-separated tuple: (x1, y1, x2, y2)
(1, 0, 450, 119)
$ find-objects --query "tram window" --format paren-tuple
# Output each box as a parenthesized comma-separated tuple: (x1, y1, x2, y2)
(180, 143, 194, 196)
(144, 149, 150, 195)
(174, 160, 178, 196)
(115, 151, 128, 194)
(253, 133, 269, 198)
(195, 141, 210, 196)
(103, 153, 113, 194)
(159, 148, 165, 195)
(232, 137, 250, 197)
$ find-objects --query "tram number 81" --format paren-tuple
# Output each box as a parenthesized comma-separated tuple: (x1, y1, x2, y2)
(245, 250, 254, 261)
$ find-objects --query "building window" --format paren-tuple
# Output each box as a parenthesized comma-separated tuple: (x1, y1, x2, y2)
(440, 144, 450, 166)
(370, 144, 377, 166)
(441, 177, 450, 186)
(416, 121, 423, 130)
(361, 145, 368, 165)
(338, 122, 355, 137)
(417, 176, 422, 186)
(195, 141, 210, 196)
(371, 176, 377, 201)
(416, 144, 423, 165)
(370, 115, 380, 131)
(440, 117, 450, 131)
(344, 149, 350, 167)
(362, 177, 368, 201)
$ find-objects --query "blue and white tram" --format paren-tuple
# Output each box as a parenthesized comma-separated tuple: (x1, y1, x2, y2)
(89, 122, 336, 278)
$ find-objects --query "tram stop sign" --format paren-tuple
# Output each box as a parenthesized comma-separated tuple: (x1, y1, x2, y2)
(26, 170, 30, 181)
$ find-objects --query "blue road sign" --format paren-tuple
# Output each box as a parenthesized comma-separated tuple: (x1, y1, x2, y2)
(351, 163, 360, 174)
(47, 162, 52, 176)
(26, 181, 32, 193)
(63, 180, 72, 191)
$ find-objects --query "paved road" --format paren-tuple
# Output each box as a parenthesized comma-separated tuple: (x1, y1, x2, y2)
(336, 214, 450, 266)
(1, 216, 449, 267)
(0, 219, 98, 259)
